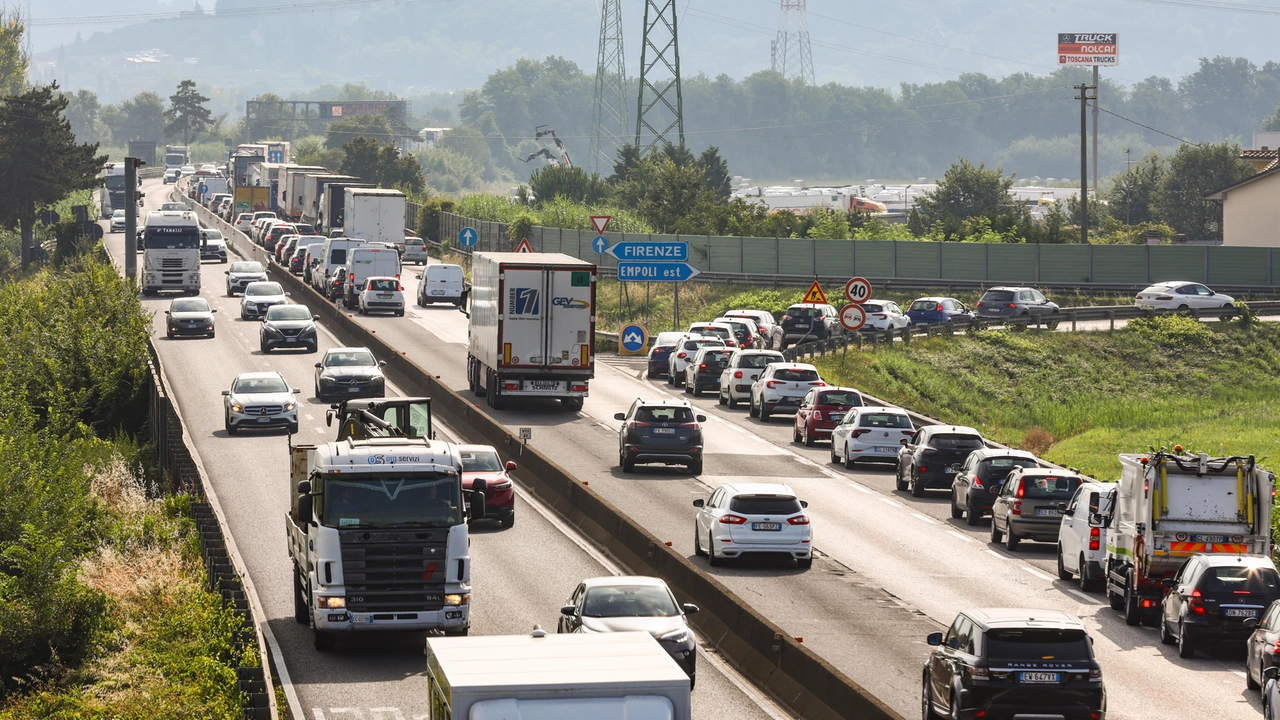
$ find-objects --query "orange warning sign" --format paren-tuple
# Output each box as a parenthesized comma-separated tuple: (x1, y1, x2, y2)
(801, 280, 828, 305)
(515, 237, 533, 253)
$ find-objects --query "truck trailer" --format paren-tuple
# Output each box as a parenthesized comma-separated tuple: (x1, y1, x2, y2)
(344, 188, 406, 247)
(467, 253, 596, 411)
(320, 181, 375, 235)
(302, 174, 361, 228)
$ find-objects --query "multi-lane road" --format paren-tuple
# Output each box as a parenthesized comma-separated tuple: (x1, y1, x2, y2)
(114, 177, 1264, 720)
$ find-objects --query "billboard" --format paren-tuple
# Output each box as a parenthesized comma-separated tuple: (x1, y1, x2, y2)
(319, 101, 407, 120)
(1057, 33, 1118, 66)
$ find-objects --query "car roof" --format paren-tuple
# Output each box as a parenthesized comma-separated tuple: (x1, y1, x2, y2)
(968, 447, 1038, 462)
(853, 405, 907, 414)
(923, 425, 982, 436)
(635, 397, 693, 408)
(813, 386, 860, 396)
(787, 303, 828, 309)
(581, 575, 670, 589)
(234, 371, 285, 381)
(718, 482, 797, 497)
(1196, 554, 1277, 568)
(454, 443, 499, 454)
(326, 346, 372, 354)
(1012, 468, 1082, 478)
(911, 296, 955, 303)
(767, 362, 817, 371)
(985, 286, 1034, 292)
(965, 608, 1085, 631)
(243, 280, 281, 289)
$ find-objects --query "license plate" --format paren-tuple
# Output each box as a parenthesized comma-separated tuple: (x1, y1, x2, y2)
(347, 387, 360, 393)
(1226, 608, 1259, 617)
(874, 446, 896, 453)
(353, 615, 371, 624)
(653, 428, 676, 435)
(377, 293, 392, 298)
(530, 381, 560, 390)
(752, 522, 781, 531)
(1192, 534, 1225, 543)
(830, 413, 844, 423)
(430, 289, 445, 295)
(256, 417, 270, 423)
(1036, 508, 1062, 517)
(1019, 672, 1059, 684)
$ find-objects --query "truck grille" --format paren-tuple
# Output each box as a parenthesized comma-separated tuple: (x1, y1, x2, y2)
(339, 528, 450, 612)
(160, 258, 187, 269)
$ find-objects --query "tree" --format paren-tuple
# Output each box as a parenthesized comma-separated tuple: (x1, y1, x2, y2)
(0, 8, 26, 96)
(697, 146, 732, 202)
(1156, 142, 1253, 243)
(339, 136, 423, 192)
(913, 159, 1021, 231)
(1263, 103, 1280, 132)
(164, 80, 212, 145)
(1101, 152, 1167, 227)
(0, 83, 107, 268)
(326, 114, 393, 150)
(61, 89, 102, 145)
(528, 165, 607, 205)
(101, 91, 165, 145)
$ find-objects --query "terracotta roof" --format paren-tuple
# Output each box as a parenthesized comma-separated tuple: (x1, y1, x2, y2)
(1242, 149, 1280, 159)
(1265, 158, 1279, 173)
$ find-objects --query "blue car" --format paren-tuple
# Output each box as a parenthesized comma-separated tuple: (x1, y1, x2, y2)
(905, 297, 975, 325)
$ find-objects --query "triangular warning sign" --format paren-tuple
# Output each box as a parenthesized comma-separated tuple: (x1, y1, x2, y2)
(801, 280, 828, 304)
(515, 237, 533, 253)
(590, 215, 612, 234)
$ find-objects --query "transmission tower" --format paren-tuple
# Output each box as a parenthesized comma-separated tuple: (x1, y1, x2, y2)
(771, 0, 815, 85)
(635, 0, 684, 154)
(592, 0, 628, 174)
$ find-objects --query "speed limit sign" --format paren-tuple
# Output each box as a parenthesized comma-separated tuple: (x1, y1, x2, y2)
(844, 276, 872, 304)
(840, 304, 867, 332)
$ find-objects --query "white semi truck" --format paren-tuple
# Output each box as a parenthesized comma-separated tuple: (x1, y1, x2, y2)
(467, 253, 596, 411)
(287, 434, 487, 651)
(140, 210, 201, 295)
(425, 630, 693, 720)
(1104, 449, 1275, 625)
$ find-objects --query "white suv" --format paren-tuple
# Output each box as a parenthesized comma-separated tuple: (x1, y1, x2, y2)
(693, 482, 812, 569)
(718, 349, 784, 408)
(749, 362, 823, 420)
(1055, 481, 1115, 591)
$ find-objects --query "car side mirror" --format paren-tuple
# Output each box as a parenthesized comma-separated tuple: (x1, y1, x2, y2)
(221, 390, 230, 396)
(505, 461, 517, 471)
(800, 500, 808, 508)
(225, 271, 230, 275)
(949, 463, 961, 472)
(1265, 666, 1280, 681)
(292, 388, 301, 394)
(325, 410, 334, 427)
(315, 363, 323, 368)
(164, 310, 171, 315)
(469, 477, 487, 520)
(212, 309, 218, 313)
(1245, 616, 1260, 629)
(681, 603, 700, 615)
(926, 632, 943, 646)
(1161, 578, 1174, 588)
(614, 413, 626, 421)
(313, 314, 320, 320)
(1057, 502, 1069, 514)
(284, 292, 291, 297)
(378, 361, 387, 367)
(560, 604, 576, 617)
(900, 439, 909, 445)
(692, 499, 705, 508)
(297, 480, 312, 494)
(415, 274, 423, 279)
(696, 415, 707, 423)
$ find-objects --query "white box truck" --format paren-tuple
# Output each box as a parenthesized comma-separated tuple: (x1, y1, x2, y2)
(284, 167, 330, 220)
(467, 253, 596, 411)
(424, 630, 692, 720)
(341, 245, 401, 310)
(345, 188, 406, 247)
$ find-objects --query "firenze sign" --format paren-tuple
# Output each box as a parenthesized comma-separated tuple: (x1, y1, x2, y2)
(1057, 33, 1118, 66)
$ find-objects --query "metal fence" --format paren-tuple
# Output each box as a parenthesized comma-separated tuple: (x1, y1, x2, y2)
(440, 212, 1280, 290)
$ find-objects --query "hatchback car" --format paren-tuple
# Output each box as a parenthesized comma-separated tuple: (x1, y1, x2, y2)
(793, 386, 863, 446)
(693, 482, 812, 568)
(109, 209, 126, 233)
(402, 236, 429, 264)
(225, 261, 267, 296)
(163, 168, 180, 184)
(949, 448, 1040, 526)
(263, 223, 298, 252)
(906, 297, 974, 325)
(200, 228, 228, 262)
(646, 331, 687, 379)
(222, 371, 300, 435)
(717, 349, 784, 408)
(1161, 554, 1280, 659)
(233, 213, 255, 234)
(723, 309, 781, 350)
(749, 362, 824, 420)
(1136, 281, 1235, 310)
(1247, 600, 1280, 691)
(164, 297, 216, 338)
(830, 406, 916, 467)
(990, 469, 1085, 550)
(239, 281, 288, 320)
(558, 576, 700, 685)
(260, 304, 319, 353)
(457, 444, 516, 528)
(975, 286, 1060, 325)
(615, 398, 706, 475)
(780, 303, 840, 349)
(897, 425, 986, 496)
(686, 321, 738, 348)
(923, 608, 1105, 720)
(314, 347, 387, 402)
(357, 276, 405, 316)
(666, 335, 726, 387)
(712, 317, 761, 348)
(858, 299, 910, 332)
(683, 346, 733, 396)
(275, 234, 300, 264)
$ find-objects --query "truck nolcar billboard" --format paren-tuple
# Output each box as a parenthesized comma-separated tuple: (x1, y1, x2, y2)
(1057, 33, 1118, 66)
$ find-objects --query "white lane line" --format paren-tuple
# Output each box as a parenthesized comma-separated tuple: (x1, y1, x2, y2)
(596, 422, 614, 432)
(1064, 588, 1100, 605)
(846, 482, 873, 494)
(304, 413, 314, 420)
(879, 497, 904, 508)
(985, 549, 1006, 560)
(912, 512, 939, 524)
(725, 423, 748, 433)
(1022, 566, 1057, 582)
(315, 427, 326, 434)
(946, 530, 974, 543)
(1231, 670, 1247, 679)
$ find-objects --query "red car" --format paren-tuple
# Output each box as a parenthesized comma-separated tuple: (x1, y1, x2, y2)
(457, 444, 515, 528)
(793, 386, 864, 446)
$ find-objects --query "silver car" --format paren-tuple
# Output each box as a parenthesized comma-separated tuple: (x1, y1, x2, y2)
(225, 261, 267, 296)
(240, 281, 288, 320)
(222, 371, 300, 435)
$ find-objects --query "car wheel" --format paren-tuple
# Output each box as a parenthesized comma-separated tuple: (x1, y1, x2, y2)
(759, 405, 770, 421)
(910, 471, 925, 498)
(261, 342, 270, 353)
(1080, 555, 1100, 591)
(396, 310, 404, 317)
(1177, 621, 1196, 658)
(803, 426, 815, 447)
(667, 372, 675, 387)
(1057, 546, 1073, 580)
(965, 499, 981, 526)
(166, 330, 174, 339)
(1159, 615, 1175, 645)
(684, 380, 693, 395)
(797, 556, 813, 569)
(694, 524, 706, 556)
(793, 425, 802, 443)
(293, 570, 309, 624)
(989, 517, 1003, 543)
(1004, 524, 1020, 550)
(921, 674, 943, 720)
(718, 390, 727, 406)
(950, 495, 964, 519)
(749, 397, 760, 418)
(831, 443, 841, 464)
(688, 460, 703, 475)
(727, 394, 737, 409)
(208, 329, 215, 338)
(1177, 304, 1189, 311)
(620, 451, 634, 473)
(289, 423, 299, 434)
(224, 415, 237, 435)
(895, 464, 908, 491)
(707, 532, 722, 567)
(843, 448, 856, 470)
(500, 512, 515, 529)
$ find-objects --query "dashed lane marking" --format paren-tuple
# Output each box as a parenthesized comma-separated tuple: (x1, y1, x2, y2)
(946, 530, 974, 543)
(1022, 566, 1057, 582)
(846, 482, 873, 494)
(879, 497, 904, 508)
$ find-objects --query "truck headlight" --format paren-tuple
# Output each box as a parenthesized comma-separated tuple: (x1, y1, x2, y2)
(444, 593, 470, 606)
(316, 596, 345, 609)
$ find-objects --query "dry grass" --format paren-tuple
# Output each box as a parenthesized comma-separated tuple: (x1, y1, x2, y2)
(1019, 427, 1058, 457)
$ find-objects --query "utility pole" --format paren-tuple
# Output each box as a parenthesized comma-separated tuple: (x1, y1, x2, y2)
(636, 0, 685, 154)
(124, 156, 140, 281)
(591, 0, 628, 174)
(1074, 83, 1096, 245)
(771, 0, 816, 86)
(1092, 65, 1099, 196)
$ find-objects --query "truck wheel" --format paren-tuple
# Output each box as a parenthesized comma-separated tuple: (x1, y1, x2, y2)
(1123, 578, 1142, 626)
(1107, 580, 1124, 611)
(561, 397, 583, 411)
(313, 630, 335, 652)
(444, 627, 469, 637)
(293, 571, 309, 624)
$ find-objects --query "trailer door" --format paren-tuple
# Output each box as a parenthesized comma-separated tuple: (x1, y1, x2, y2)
(500, 267, 548, 368)
(546, 268, 594, 371)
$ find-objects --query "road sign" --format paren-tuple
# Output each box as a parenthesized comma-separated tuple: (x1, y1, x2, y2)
(199, 183, 208, 195)
(606, 241, 688, 262)
(619, 323, 648, 355)
(617, 261, 701, 282)
(591, 215, 612, 234)
(801, 280, 828, 304)
(592, 235, 609, 254)
(1057, 33, 1118, 66)
(39, 209, 59, 225)
(458, 227, 477, 247)
(844, 276, 872, 304)
(515, 237, 533, 253)
(840, 304, 867, 332)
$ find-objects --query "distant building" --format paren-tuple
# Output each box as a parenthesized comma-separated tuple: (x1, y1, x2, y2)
(1205, 144, 1279, 247)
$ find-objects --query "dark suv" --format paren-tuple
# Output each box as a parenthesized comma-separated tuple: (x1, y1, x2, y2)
(615, 398, 707, 475)
(949, 448, 1041, 525)
(923, 608, 1105, 720)
(1161, 554, 1280, 659)
(975, 286, 1061, 326)
(989, 469, 1084, 550)
(896, 425, 985, 497)
(780, 303, 839, 349)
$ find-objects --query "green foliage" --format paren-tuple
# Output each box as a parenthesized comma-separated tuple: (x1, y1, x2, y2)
(163, 80, 212, 145)
(416, 146, 483, 193)
(1264, 103, 1280, 132)
(528, 165, 607, 206)
(417, 197, 455, 241)
(453, 194, 653, 234)
(339, 136, 424, 192)
(1154, 142, 1253, 243)
(100, 91, 165, 145)
(1100, 152, 1166, 226)
(326, 114, 393, 150)
(507, 213, 535, 250)
(0, 9, 26, 96)
(913, 159, 1023, 237)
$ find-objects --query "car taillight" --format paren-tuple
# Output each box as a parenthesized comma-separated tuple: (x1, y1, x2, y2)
(570, 384, 587, 392)
(1190, 588, 1205, 615)
(851, 428, 870, 437)
(787, 515, 810, 525)
(734, 371, 743, 378)
(1007, 303, 1017, 308)
(699, 363, 707, 369)
(812, 411, 822, 420)
(767, 381, 780, 389)
(1012, 500, 1022, 515)
(630, 421, 651, 429)
(968, 665, 989, 680)
(1089, 526, 1100, 551)
(1271, 637, 1280, 653)
(726, 340, 736, 346)
(810, 381, 825, 386)
(1015, 483, 1025, 499)
(719, 514, 748, 524)
(975, 301, 984, 307)
(1156, 295, 1172, 301)
(678, 352, 687, 358)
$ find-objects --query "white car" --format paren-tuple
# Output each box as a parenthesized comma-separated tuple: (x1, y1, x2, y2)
(859, 299, 911, 332)
(749, 362, 823, 420)
(1135, 281, 1234, 310)
(693, 482, 812, 568)
(722, 309, 782, 350)
(221, 371, 300, 435)
(225, 261, 267, 296)
(685, 321, 738, 348)
(234, 213, 255, 234)
(829, 406, 916, 468)
(179, 164, 196, 176)
(357, 276, 405, 316)
(163, 168, 180, 184)
(666, 335, 725, 387)
(240, 280, 289, 320)
(1056, 481, 1115, 591)
(109, 209, 126, 233)
(717, 349, 784, 408)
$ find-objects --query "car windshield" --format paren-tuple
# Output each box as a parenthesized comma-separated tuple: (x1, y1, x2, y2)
(202, 230, 223, 240)
(685, 339, 723, 349)
(112, 211, 124, 219)
(368, 278, 398, 291)
(985, 628, 1091, 662)
(1019, 475, 1082, 499)
(161, 203, 185, 211)
(858, 412, 913, 428)
(233, 376, 288, 394)
(691, 326, 730, 338)
(979, 457, 1039, 481)
(740, 353, 783, 368)
(266, 305, 312, 321)
(930, 434, 984, 451)
(773, 368, 819, 382)
(786, 307, 822, 318)
(170, 299, 209, 313)
(634, 406, 694, 423)
(143, 224, 199, 249)
(325, 350, 376, 367)
(981, 290, 1016, 303)
(729, 495, 802, 515)
(321, 475, 462, 529)
(582, 585, 679, 618)
(910, 300, 943, 312)
(459, 449, 503, 473)
(230, 262, 263, 273)
(245, 283, 283, 296)
(1202, 566, 1280, 594)
(818, 391, 861, 406)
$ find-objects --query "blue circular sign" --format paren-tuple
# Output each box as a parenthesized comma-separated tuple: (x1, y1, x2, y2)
(619, 323, 648, 353)
(592, 235, 609, 254)
(458, 227, 478, 247)
(199, 183, 208, 194)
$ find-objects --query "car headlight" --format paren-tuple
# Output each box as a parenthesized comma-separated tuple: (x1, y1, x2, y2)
(284, 402, 296, 411)
(444, 593, 470, 606)
(659, 628, 690, 644)
(316, 596, 345, 609)
(230, 403, 243, 412)
(264, 325, 282, 335)
(302, 324, 316, 334)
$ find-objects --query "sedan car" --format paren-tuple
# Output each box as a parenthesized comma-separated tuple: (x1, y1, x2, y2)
(558, 576, 700, 685)
(457, 444, 516, 528)
(164, 297, 216, 338)
(896, 425, 986, 496)
(109, 209, 126, 233)
(646, 331, 687, 379)
(239, 281, 288, 320)
(1247, 600, 1280, 691)
(693, 482, 812, 568)
(858, 299, 910, 332)
(666, 335, 726, 387)
(1136, 281, 1235, 310)
(683, 346, 733, 396)
(830, 406, 915, 467)
(793, 386, 863, 446)
(1162, 554, 1280, 659)
(949, 448, 1040, 526)
(975, 286, 1060, 325)
(222, 371, 300, 435)
(314, 347, 387, 402)
(749, 362, 824, 420)
(906, 296, 974, 325)
(616, 398, 706, 475)
(200, 228, 228, 263)
(990, 468, 1085, 550)
(259, 304, 319, 353)
(225, 261, 267, 296)
(718, 349, 784, 408)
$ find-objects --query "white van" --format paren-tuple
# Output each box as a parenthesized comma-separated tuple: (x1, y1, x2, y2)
(1056, 480, 1116, 591)
(342, 246, 401, 309)
(313, 238, 366, 293)
(416, 263, 466, 307)
(357, 276, 406, 316)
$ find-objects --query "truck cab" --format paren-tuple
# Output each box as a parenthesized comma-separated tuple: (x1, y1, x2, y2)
(141, 211, 201, 295)
(325, 397, 433, 441)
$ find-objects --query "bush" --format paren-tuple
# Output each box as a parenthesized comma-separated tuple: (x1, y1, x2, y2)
(417, 198, 456, 242)
(508, 214, 535, 251)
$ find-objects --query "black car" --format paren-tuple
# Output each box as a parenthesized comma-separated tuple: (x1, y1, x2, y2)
(1161, 554, 1280, 659)
(164, 297, 216, 338)
(615, 398, 706, 475)
(260, 304, 319, 353)
(896, 425, 985, 497)
(949, 449, 1041, 525)
(989, 469, 1084, 550)
(683, 347, 732, 396)
(314, 347, 387, 402)
(923, 608, 1105, 720)
(780, 303, 840, 350)
(1246, 600, 1280, 691)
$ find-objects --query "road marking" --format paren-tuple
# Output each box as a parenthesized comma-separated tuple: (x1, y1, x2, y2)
(794, 455, 816, 467)
(725, 423, 748, 433)
(912, 512, 939, 524)
(879, 497, 904, 508)
(305, 413, 314, 420)
(315, 427, 326, 434)
(1231, 670, 1247, 679)
(596, 422, 614, 432)
(985, 549, 1006, 560)
(1022, 566, 1057, 582)
(946, 530, 974, 543)
(1064, 588, 1100, 604)
(846, 481, 872, 493)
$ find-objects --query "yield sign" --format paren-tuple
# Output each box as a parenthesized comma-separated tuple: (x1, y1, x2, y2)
(590, 215, 612, 234)
(801, 280, 828, 305)
(515, 237, 533, 253)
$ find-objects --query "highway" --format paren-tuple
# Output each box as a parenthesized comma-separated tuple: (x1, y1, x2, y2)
(104, 179, 788, 720)
(142, 176, 1265, 720)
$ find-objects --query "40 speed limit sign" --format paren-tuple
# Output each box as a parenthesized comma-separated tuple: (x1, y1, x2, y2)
(844, 276, 872, 304)
(840, 304, 867, 332)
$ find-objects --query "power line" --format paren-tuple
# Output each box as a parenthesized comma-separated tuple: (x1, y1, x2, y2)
(1122, 0, 1280, 14)
(1095, 105, 1200, 145)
